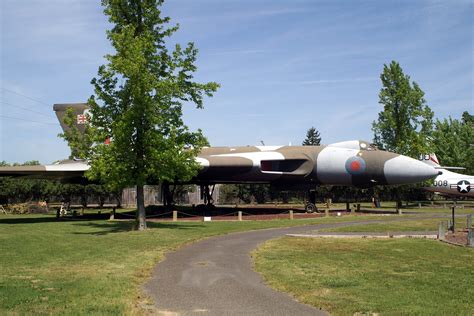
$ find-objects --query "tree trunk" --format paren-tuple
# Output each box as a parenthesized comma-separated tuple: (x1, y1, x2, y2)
(81, 193, 88, 209)
(115, 192, 122, 209)
(136, 184, 147, 230)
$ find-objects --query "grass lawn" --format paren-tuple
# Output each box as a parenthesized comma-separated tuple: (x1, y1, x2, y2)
(0, 212, 397, 315)
(353, 204, 474, 215)
(318, 216, 471, 233)
(394, 207, 474, 215)
(253, 237, 474, 315)
(305, 201, 474, 215)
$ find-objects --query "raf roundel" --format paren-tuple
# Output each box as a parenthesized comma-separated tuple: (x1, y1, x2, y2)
(345, 156, 367, 175)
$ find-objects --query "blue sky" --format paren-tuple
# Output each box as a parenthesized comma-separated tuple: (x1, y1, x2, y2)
(1, 0, 472, 164)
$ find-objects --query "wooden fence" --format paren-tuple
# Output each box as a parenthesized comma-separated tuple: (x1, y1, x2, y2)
(121, 184, 221, 207)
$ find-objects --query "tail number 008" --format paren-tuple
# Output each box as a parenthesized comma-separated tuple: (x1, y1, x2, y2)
(433, 180, 448, 187)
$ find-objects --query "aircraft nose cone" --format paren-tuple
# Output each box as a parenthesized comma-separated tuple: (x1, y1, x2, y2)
(384, 155, 439, 185)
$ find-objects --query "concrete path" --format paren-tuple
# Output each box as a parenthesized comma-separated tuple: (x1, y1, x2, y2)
(143, 216, 450, 316)
(288, 231, 438, 239)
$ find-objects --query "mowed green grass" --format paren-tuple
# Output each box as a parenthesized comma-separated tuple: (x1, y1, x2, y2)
(0, 213, 395, 315)
(254, 237, 474, 315)
(318, 216, 471, 233)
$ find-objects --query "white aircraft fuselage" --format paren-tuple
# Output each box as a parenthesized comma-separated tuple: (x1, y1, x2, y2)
(420, 153, 474, 198)
(424, 169, 474, 197)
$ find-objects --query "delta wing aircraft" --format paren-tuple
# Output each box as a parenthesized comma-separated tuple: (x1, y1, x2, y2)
(420, 153, 474, 198)
(0, 104, 441, 211)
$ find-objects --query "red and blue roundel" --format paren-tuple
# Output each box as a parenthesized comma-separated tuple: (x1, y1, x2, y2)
(345, 156, 366, 175)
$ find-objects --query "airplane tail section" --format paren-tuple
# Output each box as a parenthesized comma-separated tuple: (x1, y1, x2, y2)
(419, 153, 465, 171)
(53, 103, 90, 134)
(419, 153, 440, 167)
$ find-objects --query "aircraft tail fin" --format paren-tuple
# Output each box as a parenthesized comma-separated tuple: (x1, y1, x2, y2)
(53, 103, 90, 134)
(420, 153, 465, 170)
(420, 153, 440, 167)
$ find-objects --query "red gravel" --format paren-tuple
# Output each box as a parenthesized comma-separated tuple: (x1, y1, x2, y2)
(445, 231, 469, 246)
(145, 209, 355, 222)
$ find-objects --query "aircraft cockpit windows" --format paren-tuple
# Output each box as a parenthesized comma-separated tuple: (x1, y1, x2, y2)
(359, 142, 378, 151)
(365, 144, 378, 151)
(329, 140, 378, 151)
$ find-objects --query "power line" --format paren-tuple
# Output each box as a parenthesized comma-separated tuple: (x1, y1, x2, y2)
(0, 114, 57, 125)
(1, 87, 51, 108)
(0, 101, 53, 118)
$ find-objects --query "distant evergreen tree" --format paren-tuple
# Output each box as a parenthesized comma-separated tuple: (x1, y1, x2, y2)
(302, 127, 322, 146)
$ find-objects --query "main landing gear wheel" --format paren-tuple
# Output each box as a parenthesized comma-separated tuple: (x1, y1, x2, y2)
(305, 202, 317, 213)
(306, 189, 318, 213)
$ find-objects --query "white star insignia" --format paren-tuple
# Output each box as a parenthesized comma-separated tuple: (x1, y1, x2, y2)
(457, 181, 470, 193)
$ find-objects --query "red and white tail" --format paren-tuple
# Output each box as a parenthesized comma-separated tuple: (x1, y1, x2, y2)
(419, 153, 465, 171)
(419, 153, 440, 167)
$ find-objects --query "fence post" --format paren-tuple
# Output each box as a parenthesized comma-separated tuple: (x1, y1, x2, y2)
(451, 206, 455, 232)
(467, 214, 472, 229)
(109, 207, 115, 220)
(325, 208, 329, 217)
(468, 228, 473, 247)
(238, 211, 242, 221)
(326, 199, 331, 209)
(173, 210, 178, 222)
(438, 221, 446, 241)
(289, 210, 293, 220)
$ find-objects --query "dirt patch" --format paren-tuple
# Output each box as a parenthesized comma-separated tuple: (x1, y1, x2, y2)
(445, 231, 470, 246)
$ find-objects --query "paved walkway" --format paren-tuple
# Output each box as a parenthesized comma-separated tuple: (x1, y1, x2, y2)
(143, 216, 450, 316)
(288, 231, 438, 239)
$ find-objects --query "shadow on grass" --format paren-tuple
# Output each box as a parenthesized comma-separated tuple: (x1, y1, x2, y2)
(70, 221, 202, 235)
(0, 214, 111, 225)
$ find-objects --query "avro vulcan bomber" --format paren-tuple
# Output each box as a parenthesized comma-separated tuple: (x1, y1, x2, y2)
(0, 104, 440, 211)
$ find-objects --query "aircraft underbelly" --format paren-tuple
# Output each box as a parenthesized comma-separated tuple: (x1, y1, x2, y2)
(197, 166, 281, 182)
(196, 153, 282, 183)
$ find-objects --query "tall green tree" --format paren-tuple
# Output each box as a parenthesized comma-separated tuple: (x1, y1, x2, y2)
(63, 0, 219, 230)
(372, 61, 434, 157)
(462, 111, 474, 125)
(432, 113, 474, 175)
(302, 127, 321, 146)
